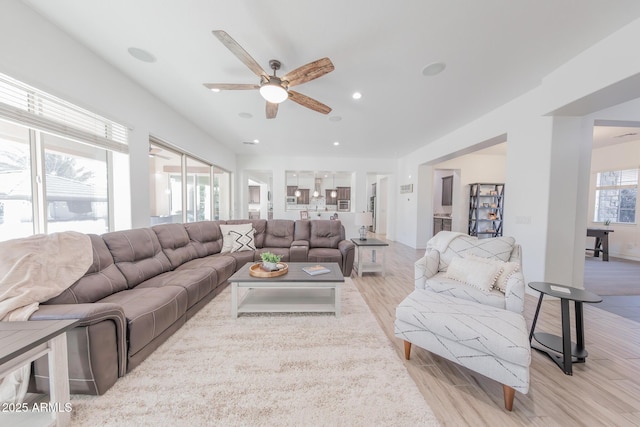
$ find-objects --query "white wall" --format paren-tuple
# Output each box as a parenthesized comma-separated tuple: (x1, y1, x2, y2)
(395, 15, 640, 286)
(0, 1, 236, 229)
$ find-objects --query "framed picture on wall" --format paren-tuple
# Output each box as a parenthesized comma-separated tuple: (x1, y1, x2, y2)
(300, 210, 309, 220)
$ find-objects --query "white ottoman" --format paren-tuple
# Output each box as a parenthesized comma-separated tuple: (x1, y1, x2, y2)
(395, 289, 531, 411)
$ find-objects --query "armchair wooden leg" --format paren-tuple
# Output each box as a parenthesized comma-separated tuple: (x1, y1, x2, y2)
(502, 384, 515, 411)
(404, 340, 412, 360)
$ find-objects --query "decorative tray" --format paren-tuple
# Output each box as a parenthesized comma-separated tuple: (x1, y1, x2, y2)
(249, 262, 288, 278)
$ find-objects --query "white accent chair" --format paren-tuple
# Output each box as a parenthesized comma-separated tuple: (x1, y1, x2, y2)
(395, 233, 530, 411)
(414, 232, 525, 314)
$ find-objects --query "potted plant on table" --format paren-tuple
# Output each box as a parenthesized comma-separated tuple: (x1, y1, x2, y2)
(260, 252, 282, 271)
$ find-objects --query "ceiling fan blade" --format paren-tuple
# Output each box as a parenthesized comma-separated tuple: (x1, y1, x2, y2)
(212, 30, 268, 78)
(266, 102, 278, 119)
(284, 58, 335, 87)
(203, 83, 259, 90)
(288, 90, 332, 114)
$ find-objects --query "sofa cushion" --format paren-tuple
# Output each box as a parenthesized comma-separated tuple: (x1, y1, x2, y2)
(102, 228, 172, 288)
(135, 268, 215, 309)
(184, 221, 225, 257)
(264, 220, 295, 248)
(46, 234, 128, 304)
(294, 219, 311, 241)
(309, 220, 344, 249)
(152, 223, 198, 269)
(307, 248, 342, 264)
(176, 255, 236, 286)
(98, 286, 187, 356)
(226, 250, 256, 271)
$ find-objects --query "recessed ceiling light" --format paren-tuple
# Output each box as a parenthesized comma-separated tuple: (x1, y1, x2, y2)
(352, 92, 362, 100)
(253, 139, 259, 144)
(333, 141, 340, 146)
(329, 116, 342, 122)
(422, 62, 446, 76)
(128, 47, 156, 63)
(238, 112, 253, 119)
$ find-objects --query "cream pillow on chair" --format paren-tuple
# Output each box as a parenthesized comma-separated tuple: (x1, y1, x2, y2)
(444, 255, 504, 293)
(465, 254, 520, 293)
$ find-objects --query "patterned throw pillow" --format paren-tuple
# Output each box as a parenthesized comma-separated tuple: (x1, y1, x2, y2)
(219, 223, 253, 253)
(229, 228, 256, 253)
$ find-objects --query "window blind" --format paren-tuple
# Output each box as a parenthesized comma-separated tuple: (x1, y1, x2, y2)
(0, 72, 128, 153)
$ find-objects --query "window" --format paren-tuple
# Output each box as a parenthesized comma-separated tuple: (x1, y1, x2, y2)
(0, 72, 128, 241)
(149, 139, 230, 224)
(594, 169, 638, 224)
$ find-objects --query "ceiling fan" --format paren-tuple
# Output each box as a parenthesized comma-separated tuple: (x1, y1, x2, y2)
(203, 30, 334, 119)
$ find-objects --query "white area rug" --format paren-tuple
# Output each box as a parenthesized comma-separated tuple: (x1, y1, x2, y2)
(70, 279, 440, 426)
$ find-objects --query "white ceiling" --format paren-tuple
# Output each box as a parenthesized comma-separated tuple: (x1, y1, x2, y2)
(21, 0, 640, 159)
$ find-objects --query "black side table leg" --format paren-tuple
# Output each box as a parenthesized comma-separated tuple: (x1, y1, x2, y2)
(575, 301, 586, 362)
(529, 293, 544, 343)
(561, 298, 572, 375)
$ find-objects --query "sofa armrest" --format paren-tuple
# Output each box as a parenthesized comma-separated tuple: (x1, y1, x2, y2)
(504, 270, 525, 314)
(290, 240, 309, 262)
(415, 249, 440, 289)
(30, 303, 128, 377)
(338, 240, 355, 276)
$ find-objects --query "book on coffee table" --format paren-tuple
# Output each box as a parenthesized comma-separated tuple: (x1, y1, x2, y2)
(302, 265, 331, 276)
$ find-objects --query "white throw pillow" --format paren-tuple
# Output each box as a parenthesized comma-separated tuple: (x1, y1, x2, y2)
(229, 228, 256, 253)
(444, 255, 503, 293)
(219, 223, 253, 253)
(465, 254, 520, 293)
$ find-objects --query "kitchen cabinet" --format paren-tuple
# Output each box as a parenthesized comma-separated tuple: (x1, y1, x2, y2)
(433, 217, 452, 234)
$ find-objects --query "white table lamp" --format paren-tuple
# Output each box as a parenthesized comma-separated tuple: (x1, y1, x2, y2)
(355, 212, 373, 240)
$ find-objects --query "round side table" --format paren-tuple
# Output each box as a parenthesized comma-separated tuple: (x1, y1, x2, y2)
(528, 282, 602, 375)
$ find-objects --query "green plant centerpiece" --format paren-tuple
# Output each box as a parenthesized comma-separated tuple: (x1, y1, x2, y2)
(260, 251, 282, 271)
(604, 219, 612, 227)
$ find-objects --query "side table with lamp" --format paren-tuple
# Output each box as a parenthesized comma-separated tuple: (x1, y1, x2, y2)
(352, 211, 388, 276)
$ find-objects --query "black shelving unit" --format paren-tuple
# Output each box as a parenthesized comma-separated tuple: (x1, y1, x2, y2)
(468, 183, 504, 238)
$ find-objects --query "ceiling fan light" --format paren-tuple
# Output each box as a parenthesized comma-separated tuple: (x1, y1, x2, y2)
(260, 82, 288, 104)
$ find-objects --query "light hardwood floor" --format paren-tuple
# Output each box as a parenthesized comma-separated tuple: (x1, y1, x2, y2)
(350, 236, 640, 427)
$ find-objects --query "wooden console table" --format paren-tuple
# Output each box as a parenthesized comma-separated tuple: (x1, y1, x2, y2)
(0, 319, 77, 426)
(586, 228, 613, 261)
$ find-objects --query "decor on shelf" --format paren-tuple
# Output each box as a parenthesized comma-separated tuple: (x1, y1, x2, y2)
(468, 183, 504, 238)
(355, 211, 373, 240)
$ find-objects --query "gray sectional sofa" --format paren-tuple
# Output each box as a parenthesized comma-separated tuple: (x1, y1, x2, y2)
(27, 219, 354, 395)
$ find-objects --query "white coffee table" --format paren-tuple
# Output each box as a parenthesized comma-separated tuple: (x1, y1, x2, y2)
(229, 262, 344, 318)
